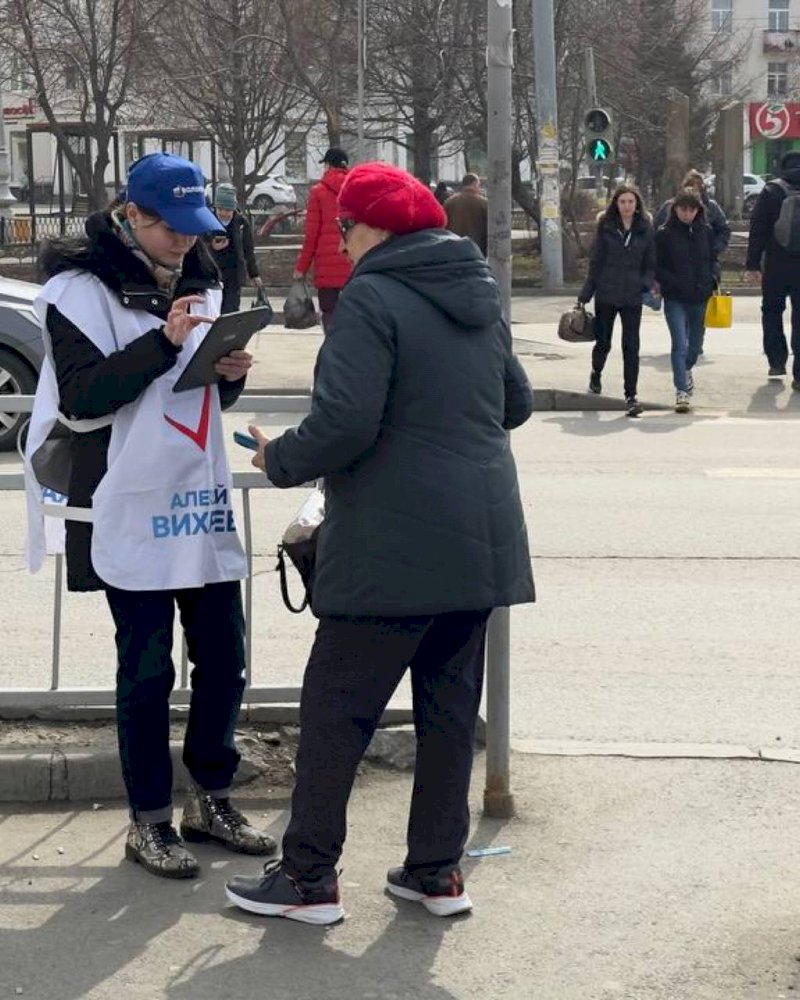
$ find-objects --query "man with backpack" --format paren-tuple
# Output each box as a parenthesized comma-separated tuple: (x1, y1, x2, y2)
(745, 150, 800, 387)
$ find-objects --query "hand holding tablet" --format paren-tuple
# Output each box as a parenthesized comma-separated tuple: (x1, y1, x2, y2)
(172, 305, 273, 392)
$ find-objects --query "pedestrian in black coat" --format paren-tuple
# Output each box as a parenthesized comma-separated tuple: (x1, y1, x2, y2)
(745, 150, 800, 385)
(578, 184, 656, 417)
(225, 161, 535, 926)
(207, 183, 263, 313)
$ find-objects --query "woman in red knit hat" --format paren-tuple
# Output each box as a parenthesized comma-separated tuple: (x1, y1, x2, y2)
(292, 147, 352, 332)
(227, 161, 535, 925)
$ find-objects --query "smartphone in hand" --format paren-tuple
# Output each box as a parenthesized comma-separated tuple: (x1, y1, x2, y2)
(233, 430, 259, 451)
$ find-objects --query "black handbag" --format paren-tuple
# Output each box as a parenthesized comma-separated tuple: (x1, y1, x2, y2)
(283, 279, 317, 330)
(276, 531, 318, 614)
(276, 486, 324, 613)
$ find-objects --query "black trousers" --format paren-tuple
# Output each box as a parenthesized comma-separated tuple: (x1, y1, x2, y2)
(221, 280, 242, 315)
(105, 581, 246, 818)
(282, 609, 491, 878)
(591, 302, 643, 399)
(317, 287, 341, 334)
(761, 268, 800, 378)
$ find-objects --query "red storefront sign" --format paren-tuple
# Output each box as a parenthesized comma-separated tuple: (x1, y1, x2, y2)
(750, 102, 800, 139)
(2, 99, 36, 120)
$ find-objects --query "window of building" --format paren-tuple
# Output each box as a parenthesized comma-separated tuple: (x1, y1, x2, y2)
(9, 54, 30, 92)
(283, 131, 308, 179)
(63, 62, 79, 91)
(711, 61, 733, 95)
(769, 0, 790, 32)
(768, 60, 789, 94)
(711, 0, 732, 31)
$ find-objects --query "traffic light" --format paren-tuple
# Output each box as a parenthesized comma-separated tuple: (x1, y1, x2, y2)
(588, 138, 612, 162)
(584, 108, 613, 163)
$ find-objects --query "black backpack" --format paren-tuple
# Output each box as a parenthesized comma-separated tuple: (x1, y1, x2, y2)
(773, 179, 800, 253)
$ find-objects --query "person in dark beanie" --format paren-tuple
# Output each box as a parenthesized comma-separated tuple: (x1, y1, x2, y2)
(444, 172, 488, 255)
(225, 161, 535, 925)
(655, 190, 716, 413)
(578, 184, 656, 417)
(207, 183, 262, 314)
(292, 146, 352, 332)
(746, 150, 800, 387)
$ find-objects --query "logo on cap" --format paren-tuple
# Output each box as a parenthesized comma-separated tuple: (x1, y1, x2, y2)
(172, 184, 205, 199)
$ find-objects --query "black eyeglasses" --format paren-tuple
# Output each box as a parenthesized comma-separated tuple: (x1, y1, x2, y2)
(337, 217, 357, 238)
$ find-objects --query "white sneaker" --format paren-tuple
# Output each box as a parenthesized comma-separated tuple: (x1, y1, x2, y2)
(675, 391, 691, 413)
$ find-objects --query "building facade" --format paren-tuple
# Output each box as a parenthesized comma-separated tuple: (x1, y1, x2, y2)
(715, 0, 800, 173)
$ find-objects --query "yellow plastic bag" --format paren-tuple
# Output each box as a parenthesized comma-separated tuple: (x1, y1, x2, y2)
(705, 291, 732, 329)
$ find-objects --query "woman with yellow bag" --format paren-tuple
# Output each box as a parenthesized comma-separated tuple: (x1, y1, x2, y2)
(655, 191, 717, 413)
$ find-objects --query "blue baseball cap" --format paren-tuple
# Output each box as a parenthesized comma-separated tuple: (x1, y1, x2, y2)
(126, 153, 224, 234)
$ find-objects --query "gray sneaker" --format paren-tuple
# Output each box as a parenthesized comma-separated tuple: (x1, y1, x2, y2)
(675, 391, 691, 414)
(125, 820, 199, 879)
(181, 786, 277, 856)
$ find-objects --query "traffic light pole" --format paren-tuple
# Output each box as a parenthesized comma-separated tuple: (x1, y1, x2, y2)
(485, 0, 515, 820)
(584, 48, 604, 205)
(532, 0, 563, 288)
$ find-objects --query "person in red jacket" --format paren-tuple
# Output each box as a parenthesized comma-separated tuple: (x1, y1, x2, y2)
(292, 147, 352, 332)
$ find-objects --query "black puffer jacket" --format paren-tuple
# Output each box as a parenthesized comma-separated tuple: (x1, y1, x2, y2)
(39, 213, 244, 591)
(655, 207, 716, 303)
(207, 209, 259, 285)
(265, 230, 535, 617)
(746, 163, 800, 271)
(653, 195, 730, 257)
(579, 213, 656, 307)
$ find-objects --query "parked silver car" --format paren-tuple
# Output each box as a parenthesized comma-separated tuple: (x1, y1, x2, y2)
(0, 277, 43, 451)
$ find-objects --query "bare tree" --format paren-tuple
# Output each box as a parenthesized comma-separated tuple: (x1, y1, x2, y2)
(151, 0, 316, 202)
(0, 0, 153, 209)
(278, 0, 356, 146)
(365, 0, 474, 182)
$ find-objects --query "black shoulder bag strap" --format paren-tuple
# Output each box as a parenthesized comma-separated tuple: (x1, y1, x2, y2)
(276, 545, 309, 614)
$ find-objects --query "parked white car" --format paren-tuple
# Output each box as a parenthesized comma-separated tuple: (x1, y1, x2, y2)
(205, 176, 297, 212)
(246, 176, 297, 211)
(704, 173, 765, 212)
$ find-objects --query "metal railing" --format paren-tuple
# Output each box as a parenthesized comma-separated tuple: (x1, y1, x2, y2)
(0, 393, 513, 810)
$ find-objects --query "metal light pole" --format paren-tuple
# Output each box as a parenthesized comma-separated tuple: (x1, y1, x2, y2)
(485, 0, 515, 820)
(0, 82, 18, 243)
(356, 0, 367, 161)
(532, 0, 563, 288)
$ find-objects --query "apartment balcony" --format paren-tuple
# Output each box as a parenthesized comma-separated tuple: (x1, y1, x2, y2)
(764, 30, 800, 54)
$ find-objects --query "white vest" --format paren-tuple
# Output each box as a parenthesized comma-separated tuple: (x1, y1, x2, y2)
(25, 270, 247, 590)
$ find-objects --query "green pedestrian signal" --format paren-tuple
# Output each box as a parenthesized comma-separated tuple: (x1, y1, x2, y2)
(589, 138, 612, 162)
(584, 107, 613, 165)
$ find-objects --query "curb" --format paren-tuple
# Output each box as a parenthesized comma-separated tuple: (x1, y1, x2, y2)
(0, 724, 421, 803)
(0, 745, 186, 803)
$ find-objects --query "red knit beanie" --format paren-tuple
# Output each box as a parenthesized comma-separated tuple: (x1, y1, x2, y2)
(338, 161, 447, 234)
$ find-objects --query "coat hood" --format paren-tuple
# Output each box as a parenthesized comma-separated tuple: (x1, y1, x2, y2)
(780, 165, 800, 188)
(321, 167, 348, 196)
(38, 211, 219, 293)
(352, 229, 501, 329)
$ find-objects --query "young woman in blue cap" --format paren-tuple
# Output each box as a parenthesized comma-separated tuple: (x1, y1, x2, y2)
(25, 153, 276, 878)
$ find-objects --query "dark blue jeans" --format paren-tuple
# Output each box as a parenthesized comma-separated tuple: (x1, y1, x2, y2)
(106, 581, 246, 819)
(282, 610, 490, 878)
(664, 298, 706, 393)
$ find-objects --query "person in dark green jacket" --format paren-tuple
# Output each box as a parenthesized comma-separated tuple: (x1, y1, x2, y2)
(225, 161, 535, 926)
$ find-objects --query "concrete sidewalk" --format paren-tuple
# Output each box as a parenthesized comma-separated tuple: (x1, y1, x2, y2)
(2, 753, 800, 1000)
(243, 292, 791, 416)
